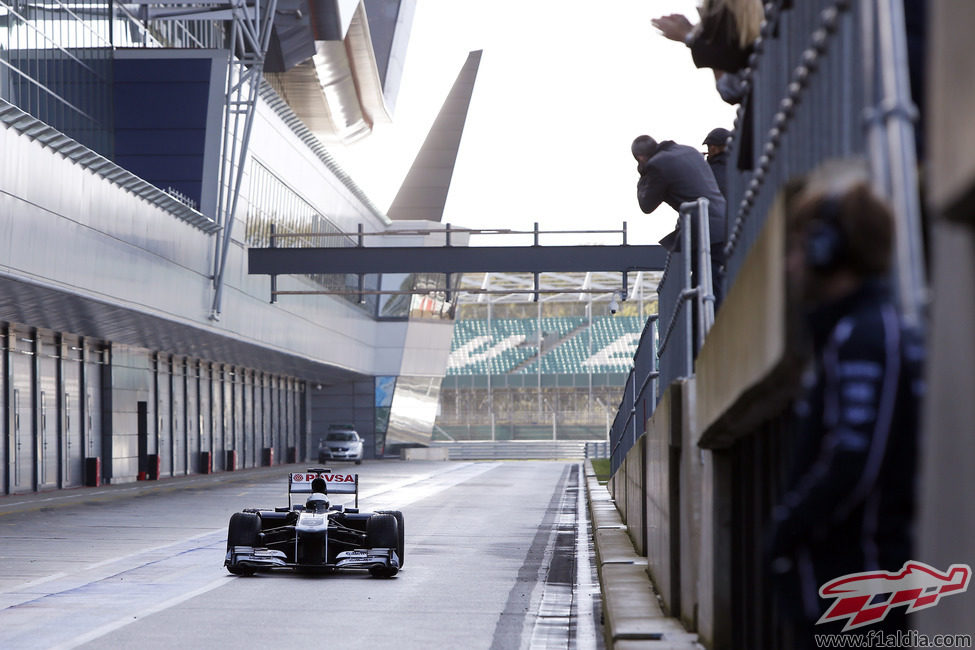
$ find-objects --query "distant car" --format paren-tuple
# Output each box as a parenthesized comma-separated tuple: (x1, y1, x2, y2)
(318, 427, 363, 465)
(224, 468, 404, 577)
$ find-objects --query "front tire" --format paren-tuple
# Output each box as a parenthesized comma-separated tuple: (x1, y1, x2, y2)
(367, 513, 399, 577)
(376, 510, 405, 568)
(226, 512, 261, 576)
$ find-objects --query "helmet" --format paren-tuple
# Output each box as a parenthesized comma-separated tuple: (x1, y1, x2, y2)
(305, 492, 330, 512)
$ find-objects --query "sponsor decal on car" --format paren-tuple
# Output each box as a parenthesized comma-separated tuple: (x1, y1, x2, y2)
(291, 473, 355, 483)
(289, 471, 359, 496)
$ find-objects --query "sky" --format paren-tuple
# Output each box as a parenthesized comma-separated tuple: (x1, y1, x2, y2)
(331, 0, 737, 246)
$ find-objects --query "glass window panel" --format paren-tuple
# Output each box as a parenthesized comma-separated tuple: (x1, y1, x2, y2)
(244, 160, 377, 315)
(0, 0, 113, 155)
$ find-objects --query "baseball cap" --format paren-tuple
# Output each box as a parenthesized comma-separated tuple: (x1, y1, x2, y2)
(703, 127, 732, 146)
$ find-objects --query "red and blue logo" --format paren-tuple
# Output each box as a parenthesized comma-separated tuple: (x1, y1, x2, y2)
(818, 561, 971, 631)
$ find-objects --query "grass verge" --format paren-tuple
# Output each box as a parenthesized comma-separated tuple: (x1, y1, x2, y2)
(590, 458, 611, 484)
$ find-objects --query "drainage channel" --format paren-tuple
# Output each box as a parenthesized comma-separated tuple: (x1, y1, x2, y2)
(529, 463, 603, 650)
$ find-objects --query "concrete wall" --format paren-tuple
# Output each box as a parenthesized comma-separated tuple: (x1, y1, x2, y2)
(624, 435, 646, 556)
(644, 384, 675, 613)
(694, 194, 800, 448)
(606, 191, 798, 647)
(679, 378, 714, 645)
(400, 446, 448, 461)
(916, 2, 975, 638)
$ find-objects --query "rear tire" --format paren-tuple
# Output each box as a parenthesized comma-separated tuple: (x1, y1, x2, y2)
(366, 513, 399, 577)
(226, 512, 261, 576)
(376, 510, 405, 568)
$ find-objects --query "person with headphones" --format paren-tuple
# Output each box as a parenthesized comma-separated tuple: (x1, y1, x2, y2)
(767, 162, 925, 646)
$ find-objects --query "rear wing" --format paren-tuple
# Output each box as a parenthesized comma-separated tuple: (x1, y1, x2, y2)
(289, 468, 359, 508)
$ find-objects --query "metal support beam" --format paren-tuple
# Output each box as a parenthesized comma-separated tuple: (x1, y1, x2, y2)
(356, 224, 365, 304)
(209, 0, 278, 321)
(248, 244, 667, 276)
(269, 222, 277, 303)
(271, 287, 638, 297)
(445, 223, 453, 302)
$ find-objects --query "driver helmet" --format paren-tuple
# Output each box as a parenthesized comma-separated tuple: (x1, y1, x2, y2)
(305, 492, 330, 512)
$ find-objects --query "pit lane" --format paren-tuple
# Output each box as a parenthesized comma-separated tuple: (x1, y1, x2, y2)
(0, 460, 601, 650)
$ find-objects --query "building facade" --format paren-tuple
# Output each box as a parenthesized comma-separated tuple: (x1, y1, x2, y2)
(0, 0, 457, 494)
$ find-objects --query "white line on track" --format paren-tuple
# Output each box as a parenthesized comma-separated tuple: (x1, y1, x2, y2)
(574, 465, 597, 650)
(49, 576, 231, 650)
(0, 529, 227, 602)
(529, 463, 598, 650)
(521, 498, 561, 650)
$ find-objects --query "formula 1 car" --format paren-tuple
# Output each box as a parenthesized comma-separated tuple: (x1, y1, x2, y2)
(224, 468, 404, 577)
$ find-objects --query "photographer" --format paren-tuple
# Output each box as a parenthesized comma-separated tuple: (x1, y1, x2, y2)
(632, 134, 726, 305)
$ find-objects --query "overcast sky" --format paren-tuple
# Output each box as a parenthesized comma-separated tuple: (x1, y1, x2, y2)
(332, 0, 737, 246)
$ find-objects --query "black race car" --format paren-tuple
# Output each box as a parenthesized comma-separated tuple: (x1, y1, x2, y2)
(224, 468, 404, 577)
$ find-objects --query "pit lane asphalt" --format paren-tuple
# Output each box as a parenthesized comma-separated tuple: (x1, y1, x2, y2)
(0, 460, 602, 650)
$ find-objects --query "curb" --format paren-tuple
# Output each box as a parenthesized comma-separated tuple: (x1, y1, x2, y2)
(584, 460, 700, 649)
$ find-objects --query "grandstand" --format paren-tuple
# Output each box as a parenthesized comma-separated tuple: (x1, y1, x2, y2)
(448, 316, 586, 375)
(518, 316, 643, 375)
(436, 272, 657, 442)
(447, 315, 643, 376)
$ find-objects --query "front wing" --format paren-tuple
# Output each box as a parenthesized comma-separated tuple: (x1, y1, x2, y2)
(226, 545, 400, 572)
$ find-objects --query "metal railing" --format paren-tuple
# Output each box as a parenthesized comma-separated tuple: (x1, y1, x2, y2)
(723, 1, 867, 283)
(723, 0, 924, 326)
(609, 200, 714, 474)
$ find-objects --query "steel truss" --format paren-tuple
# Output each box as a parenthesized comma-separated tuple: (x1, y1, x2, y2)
(126, 0, 279, 320)
(211, 0, 278, 321)
(249, 224, 667, 303)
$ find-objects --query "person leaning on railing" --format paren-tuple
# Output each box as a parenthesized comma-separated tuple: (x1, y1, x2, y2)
(631, 134, 727, 305)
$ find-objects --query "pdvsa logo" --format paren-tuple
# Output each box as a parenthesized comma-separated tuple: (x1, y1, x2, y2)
(818, 561, 971, 631)
(291, 473, 355, 483)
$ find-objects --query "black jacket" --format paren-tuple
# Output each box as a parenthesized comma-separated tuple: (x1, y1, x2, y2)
(768, 280, 923, 623)
(707, 150, 729, 199)
(637, 141, 726, 249)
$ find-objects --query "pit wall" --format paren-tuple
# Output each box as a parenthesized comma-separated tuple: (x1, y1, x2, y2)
(608, 197, 796, 649)
(916, 3, 975, 636)
(610, 381, 720, 648)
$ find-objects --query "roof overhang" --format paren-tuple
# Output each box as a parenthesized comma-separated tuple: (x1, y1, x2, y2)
(266, 0, 390, 143)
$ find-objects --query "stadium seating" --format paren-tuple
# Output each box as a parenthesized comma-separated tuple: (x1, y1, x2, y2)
(447, 316, 645, 375)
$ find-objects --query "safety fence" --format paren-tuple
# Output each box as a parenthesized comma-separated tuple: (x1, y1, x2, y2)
(609, 200, 715, 474)
(723, 0, 924, 326)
